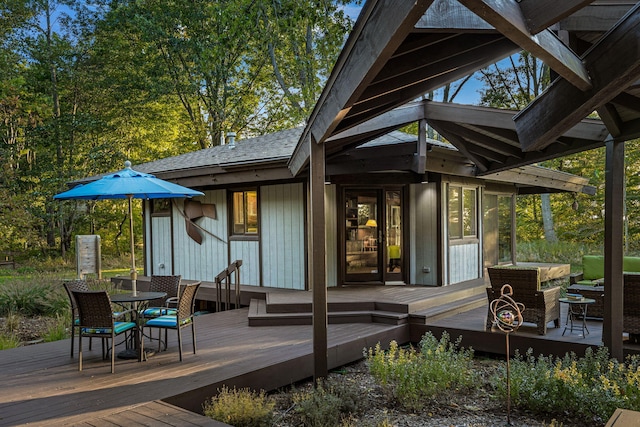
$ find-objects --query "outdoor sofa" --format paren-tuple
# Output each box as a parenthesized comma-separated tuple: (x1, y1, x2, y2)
(568, 255, 640, 319)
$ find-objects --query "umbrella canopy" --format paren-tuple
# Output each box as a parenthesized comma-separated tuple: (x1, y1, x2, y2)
(53, 161, 203, 200)
(54, 161, 204, 294)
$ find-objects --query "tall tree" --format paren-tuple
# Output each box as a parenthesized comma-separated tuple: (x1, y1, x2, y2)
(477, 53, 559, 243)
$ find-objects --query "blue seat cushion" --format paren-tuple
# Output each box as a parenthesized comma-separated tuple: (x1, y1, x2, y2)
(145, 315, 191, 328)
(140, 307, 177, 318)
(81, 321, 136, 335)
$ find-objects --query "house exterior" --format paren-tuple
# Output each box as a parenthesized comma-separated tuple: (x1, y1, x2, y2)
(136, 121, 594, 290)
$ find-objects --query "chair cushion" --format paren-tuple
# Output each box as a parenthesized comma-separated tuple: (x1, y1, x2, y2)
(140, 307, 177, 318)
(145, 315, 192, 328)
(81, 321, 136, 335)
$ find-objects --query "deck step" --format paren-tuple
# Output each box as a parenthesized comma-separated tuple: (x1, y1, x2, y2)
(248, 299, 409, 326)
(409, 293, 488, 324)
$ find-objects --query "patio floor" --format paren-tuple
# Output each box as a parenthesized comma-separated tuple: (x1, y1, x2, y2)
(0, 282, 636, 426)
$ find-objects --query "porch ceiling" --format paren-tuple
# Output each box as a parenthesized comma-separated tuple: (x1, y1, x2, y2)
(290, 0, 640, 179)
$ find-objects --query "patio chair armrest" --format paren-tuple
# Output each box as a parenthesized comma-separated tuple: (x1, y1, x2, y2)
(165, 297, 178, 307)
(113, 308, 137, 321)
(569, 272, 583, 285)
(539, 285, 561, 300)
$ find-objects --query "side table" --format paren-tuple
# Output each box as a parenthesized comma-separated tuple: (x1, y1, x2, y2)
(559, 297, 596, 337)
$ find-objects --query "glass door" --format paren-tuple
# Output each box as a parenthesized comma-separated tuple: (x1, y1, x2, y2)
(385, 190, 403, 280)
(343, 188, 404, 284)
(344, 189, 383, 282)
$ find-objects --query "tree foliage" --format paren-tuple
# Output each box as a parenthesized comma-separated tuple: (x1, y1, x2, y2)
(0, 0, 356, 256)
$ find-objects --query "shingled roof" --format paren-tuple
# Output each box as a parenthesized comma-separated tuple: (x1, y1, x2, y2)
(134, 127, 304, 175)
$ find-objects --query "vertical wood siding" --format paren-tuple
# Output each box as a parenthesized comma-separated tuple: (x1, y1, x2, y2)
(260, 183, 305, 289)
(410, 183, 438, 286)
(449, 243, 480, 283)
(151, 216, 173, 275)
(172, 191, 229, 282)
(230, 239, 260, 285)
(325, 184, 338, 287)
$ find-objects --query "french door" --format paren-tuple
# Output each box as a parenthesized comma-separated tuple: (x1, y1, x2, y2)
(342, 188, 403, 284)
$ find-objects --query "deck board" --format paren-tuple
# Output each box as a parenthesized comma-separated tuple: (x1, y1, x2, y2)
(1, 283, 635, 426)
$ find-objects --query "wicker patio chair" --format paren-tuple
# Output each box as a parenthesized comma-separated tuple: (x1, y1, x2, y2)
(63, 279, 90, 358)
(143, 281, 201, 361)
(72, 290, 138, 373)
(624, 273, 640, 343)
(486, 266, 561, 335)
(139, 275, 181, 319)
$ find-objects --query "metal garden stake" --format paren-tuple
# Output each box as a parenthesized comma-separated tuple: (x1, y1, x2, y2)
(489, 284, 524, 426)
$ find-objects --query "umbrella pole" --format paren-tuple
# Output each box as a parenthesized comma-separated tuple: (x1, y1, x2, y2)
(128, 195, 137, 296)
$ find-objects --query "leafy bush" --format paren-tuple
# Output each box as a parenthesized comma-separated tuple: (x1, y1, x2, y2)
(42, 314, 69, 342)
(0, 332, 20, 350)
(290, 376, 365, 427)
(516, 239, 602, 271)
(203, 386, 274, 427)
(0, 281, 68, 316)
(366, 332, 477, 411)
(492, 347, 640, 425)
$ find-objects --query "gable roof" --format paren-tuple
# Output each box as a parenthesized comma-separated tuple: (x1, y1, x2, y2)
(289, 1, 640, 177)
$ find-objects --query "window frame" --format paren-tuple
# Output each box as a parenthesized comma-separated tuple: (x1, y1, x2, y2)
(229, 189, 259, 238)
(447, 184, 478, 241)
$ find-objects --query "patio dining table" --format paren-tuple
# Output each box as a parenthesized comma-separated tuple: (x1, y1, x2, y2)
(110, 291, 167, 360)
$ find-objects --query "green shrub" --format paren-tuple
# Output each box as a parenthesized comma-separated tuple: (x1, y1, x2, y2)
(0, 281, 68, 316)
(42, 314, 69, 342)
(0, 332, 20, 350)
(203, 386, 274, 427)
(291, 376, 364, 427)
(366, 331, 477, 411)
(516, 240, 602, 272)
(492, 347, 640, 424)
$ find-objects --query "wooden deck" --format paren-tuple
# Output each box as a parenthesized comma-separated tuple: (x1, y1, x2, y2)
(1, 281, 637, 426)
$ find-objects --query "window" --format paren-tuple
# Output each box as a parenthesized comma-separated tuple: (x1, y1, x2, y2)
(448, 185, 477, 239)
(232, 190, 258, 235)
(151, 199, 170, 216)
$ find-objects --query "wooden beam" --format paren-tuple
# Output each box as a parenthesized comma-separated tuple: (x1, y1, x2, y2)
(603, 138, 624, 361)
(326, 102, 426, 144)
(160, 167, 294, 189)
(596, 103, 624, 138)
(309, 135, 327, 383)
(559, 3, 637, 32)
(413, 119, 428, 174)
(415, 0, 494, 30)
(447, 124, 525, 159)
(484, 166, 595, 194)
(514, 3, 640, 151)
(429, 120, 491, 172)
(289, 133, 311, 177)
(610, 92, 640, 114)
(338, 38, 519, 131)
(459, 0, 591, 90)
(518, 0, 595, 34)
(308, 0, 434, 145)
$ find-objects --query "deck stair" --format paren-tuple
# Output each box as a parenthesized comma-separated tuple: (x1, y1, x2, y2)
(247, 281, 488, 326)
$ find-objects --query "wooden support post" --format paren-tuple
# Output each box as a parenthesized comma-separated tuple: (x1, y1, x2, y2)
(310, 135, 328, 383)
(604, 137, 624, 360)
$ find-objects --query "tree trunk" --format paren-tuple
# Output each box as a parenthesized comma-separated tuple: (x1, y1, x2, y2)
(541, 193, 558, 243)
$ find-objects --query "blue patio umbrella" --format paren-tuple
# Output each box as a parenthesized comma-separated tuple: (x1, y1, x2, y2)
(54, 161, 204, 294)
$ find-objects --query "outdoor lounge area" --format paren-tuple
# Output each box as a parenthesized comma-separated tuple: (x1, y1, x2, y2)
(1, 280, 639, 426)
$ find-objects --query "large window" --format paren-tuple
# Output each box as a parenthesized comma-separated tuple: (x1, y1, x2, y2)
(232, 190, 258, 235)
(448, 185, 477, 239)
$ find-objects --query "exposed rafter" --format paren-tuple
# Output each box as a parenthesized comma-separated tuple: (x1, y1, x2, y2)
(458, 0, 592, 90)
(515, 3, 640, 151)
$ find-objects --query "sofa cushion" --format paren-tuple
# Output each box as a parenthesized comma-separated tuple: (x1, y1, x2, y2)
(624, 257, 640, 273)
(582, 255, 605, 281)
